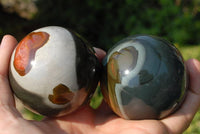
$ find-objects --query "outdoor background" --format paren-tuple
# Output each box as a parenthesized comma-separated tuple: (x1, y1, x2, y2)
(0, 0, 200, 133)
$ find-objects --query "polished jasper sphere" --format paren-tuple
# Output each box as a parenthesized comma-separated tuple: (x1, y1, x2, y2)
(101, 35, 187, 120)
(9, 26, 100, 117)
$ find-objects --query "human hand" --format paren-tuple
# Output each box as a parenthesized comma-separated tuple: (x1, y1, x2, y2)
(0, 35, 200, 134)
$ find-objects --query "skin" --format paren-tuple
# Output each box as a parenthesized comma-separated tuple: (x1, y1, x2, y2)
(0, 35, 200, 134)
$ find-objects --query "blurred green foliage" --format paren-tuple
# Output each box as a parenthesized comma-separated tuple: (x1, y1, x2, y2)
(0, 0, 200, 50)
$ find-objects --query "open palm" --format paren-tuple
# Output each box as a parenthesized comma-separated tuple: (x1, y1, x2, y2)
(0, 35, 200, 134)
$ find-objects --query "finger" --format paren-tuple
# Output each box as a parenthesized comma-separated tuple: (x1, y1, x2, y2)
(0, 35, 17, 76)
(93, 48, 117, 121)
(93, 47, 106, 63)
(161, 59, 200, 134)
(0, 35, 17, 106)
(187, 59, 200, 94)
(95, 100, 114, 115)
(94, 100, 118, 125)
(93, 48, 111, 114)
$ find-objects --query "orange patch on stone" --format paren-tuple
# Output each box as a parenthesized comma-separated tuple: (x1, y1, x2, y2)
(14, 32, 49, 76)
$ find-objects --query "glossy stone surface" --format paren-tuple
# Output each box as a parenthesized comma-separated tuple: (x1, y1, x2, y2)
(101, 35, 188, 120)
(9, 26, 100, 117)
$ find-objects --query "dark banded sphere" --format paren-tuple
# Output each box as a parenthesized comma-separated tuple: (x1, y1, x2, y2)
(101, 35, 188, 120)
(9, 26, 100, 117)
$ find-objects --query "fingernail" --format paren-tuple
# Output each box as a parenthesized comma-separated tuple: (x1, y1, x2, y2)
(193, 59, 200, 72)
(1, 35, 9, 45)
